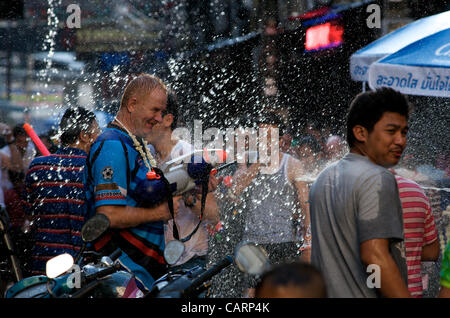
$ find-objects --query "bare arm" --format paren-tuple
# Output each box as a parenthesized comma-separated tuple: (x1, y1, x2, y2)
(360, 238, 411, 298)
(0, 125, 15, 170)
(421, 239, 440, 261)
(8, 144, 26, 172)
(97, 197, 181, 229)
(230, 163, 260, 197)
(295, 180, 311, 263)
(287, 157, 311, 262)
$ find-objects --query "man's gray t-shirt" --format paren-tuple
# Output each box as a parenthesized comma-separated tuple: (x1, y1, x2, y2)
(309, 153, 408, 298)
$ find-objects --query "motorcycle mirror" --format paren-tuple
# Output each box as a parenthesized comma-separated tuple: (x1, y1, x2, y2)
(81, 213, 110, 243)
(234, 242, 270, 276)
(46, 253, 74, 279)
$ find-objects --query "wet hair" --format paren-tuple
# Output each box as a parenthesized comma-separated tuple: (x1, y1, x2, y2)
(346, 88, 412, 148)
(296, 135, 322, 154)
(236, 114, 258, 130)
(163, 89, 179, 131)
(13, 124, 27, 138)
(59, 107, 97, 146)
(120, 73, 167, 110)
(255, 261, 327, 298)
(256, 112, 286, 136)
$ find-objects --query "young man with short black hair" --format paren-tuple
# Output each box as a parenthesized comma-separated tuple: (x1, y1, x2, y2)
(255, 261, 327, 298)
(309, 88, 412, 298)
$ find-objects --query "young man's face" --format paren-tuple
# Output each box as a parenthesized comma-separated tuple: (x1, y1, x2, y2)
(294, 144, 316, 166)
(15, 134, 29, 150)
(364, 111, 408, 168)
(87, 121, 101, 146)
(146, 113, 171, 144)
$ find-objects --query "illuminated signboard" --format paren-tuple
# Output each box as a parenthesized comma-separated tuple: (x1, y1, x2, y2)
(305, 21, 344, 52)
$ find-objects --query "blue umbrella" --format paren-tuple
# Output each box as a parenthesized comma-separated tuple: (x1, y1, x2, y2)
(368, 28, 450, 97)
(350, 10, 450, 82)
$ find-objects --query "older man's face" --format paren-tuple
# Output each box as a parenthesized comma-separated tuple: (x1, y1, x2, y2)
(130, 87, 167, 139)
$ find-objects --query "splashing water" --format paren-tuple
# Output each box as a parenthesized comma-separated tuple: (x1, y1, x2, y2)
(13, 1, 448, 299)
(39, 0, 62, 83)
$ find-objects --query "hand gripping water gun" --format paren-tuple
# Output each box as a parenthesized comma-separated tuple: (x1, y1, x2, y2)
(159, 149, 230, 196)
(23, 123, 51, 156)
(134, 148, 235, 264)
(134, 149, 235, 208)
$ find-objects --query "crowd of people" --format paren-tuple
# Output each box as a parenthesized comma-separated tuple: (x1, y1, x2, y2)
(0, 73, 449, 299)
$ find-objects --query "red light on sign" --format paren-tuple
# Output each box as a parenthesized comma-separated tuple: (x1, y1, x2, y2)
(305, 22, 344, 51)
(288, 6, 330, 21)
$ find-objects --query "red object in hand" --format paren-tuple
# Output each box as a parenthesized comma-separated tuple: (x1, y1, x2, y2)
(223, 176, 233, 187)
(203, 148, 227, 164)
(23, 123, 51, 156)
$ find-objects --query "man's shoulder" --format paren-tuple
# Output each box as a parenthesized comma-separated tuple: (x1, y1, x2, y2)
(284, 153, 305, 177)
(91, 129, 134, 154)
(394, 174, 417, 186)
(285, 152, 300, 165)
(28, 154, 57, 167)
(394, 174, 427, 196)
(314, 154, 395, 188)
(28, 151, 88, 170)
(343, 153, 393, 181)
(95, 128, 127, 143)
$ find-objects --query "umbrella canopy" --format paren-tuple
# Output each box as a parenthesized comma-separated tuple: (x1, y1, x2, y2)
(350, 10, 450, 82)
(367, 28, 450, 98)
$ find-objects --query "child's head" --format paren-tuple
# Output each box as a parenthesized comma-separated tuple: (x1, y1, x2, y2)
(255, 261, 327, 298)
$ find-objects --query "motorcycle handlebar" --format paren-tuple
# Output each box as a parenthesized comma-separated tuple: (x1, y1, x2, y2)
(69, 280, 103, 298)
(58, 250, 122, 298)
(183, 255, 233, 296)
(109, 248, 122, 261)
(84, 262, 121, 283)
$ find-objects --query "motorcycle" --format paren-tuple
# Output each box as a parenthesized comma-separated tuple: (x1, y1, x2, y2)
(148, 241, 270, 298)
(5, 213, 269, 298)
(0, 206, 24, 297)
(5, 213, 142, 298)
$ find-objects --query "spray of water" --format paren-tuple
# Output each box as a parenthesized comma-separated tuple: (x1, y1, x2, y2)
(39, 0, 62, 83)
(16, 1, 448, 298)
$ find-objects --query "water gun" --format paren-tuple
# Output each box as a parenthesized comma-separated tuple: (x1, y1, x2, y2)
(134, 149, 235, 208)
(160, 149, 232, 196)
(23, 123, 51, 156)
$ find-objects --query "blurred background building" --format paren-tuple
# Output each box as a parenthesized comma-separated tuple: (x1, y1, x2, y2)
(0, 0, 449, 133)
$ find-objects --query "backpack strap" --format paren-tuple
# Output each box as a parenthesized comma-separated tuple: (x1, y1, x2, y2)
(87, 139, 105, 184)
